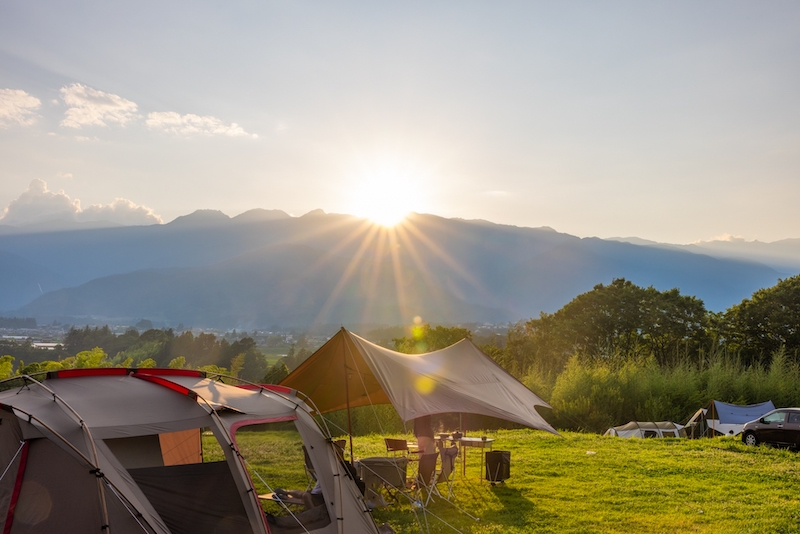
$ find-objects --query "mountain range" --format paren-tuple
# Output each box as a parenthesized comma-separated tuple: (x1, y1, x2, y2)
(0, 210, 795, 329)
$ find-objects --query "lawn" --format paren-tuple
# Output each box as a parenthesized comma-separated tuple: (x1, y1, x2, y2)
(213, 429, 800, 534)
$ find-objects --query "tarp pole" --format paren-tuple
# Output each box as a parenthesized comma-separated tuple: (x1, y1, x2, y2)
(343, 355, 355, 463)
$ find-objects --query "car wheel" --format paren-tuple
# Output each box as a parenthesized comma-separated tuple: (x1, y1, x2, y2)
(743, 432, 758, 446)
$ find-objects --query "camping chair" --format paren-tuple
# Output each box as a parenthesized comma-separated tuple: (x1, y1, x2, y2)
(436, 445, 459, 500)
(302, 445, 317, 490)
(413, 452, 440, 507)
(385, 438, 419, 458)
(359, 456, 408, 506)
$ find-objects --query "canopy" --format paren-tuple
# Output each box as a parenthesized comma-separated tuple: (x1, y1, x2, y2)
(280, 328, 557, 435)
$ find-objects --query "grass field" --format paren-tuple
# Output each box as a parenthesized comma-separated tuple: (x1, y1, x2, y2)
(217, 429, 800, 534)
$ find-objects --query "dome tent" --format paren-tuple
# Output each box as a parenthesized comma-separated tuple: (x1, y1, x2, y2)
(0, 368, 379, 534)
(604, 421, 685, 439)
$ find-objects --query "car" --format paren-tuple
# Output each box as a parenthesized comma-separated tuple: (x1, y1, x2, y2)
(741, 408, 800, 448)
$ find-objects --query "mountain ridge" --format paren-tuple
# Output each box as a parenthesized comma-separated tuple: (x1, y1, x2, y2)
(0, 210, 788, 328)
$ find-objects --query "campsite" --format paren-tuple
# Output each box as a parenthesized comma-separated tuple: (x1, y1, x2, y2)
(216, 428, 800, 534)
(2, 329, 799, 533)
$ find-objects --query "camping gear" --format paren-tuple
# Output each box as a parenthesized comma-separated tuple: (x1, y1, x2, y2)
(685, 400, 775, 438)
(485, 451, 510, 485)
(280, 328, 558, 435)
(359, 456, 408, 505)
(604, 421, 685, 438)
(0, 368, 379, 534)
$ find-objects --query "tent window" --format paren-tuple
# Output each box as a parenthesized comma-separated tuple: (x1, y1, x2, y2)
(234, 422, 331, 532)
(105, 428, 207, 469)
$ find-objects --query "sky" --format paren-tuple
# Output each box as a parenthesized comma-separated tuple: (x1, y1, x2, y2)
(1, 1, 798, 243)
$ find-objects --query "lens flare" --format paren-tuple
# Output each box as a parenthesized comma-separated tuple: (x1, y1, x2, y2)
(414, 376, 436, 395)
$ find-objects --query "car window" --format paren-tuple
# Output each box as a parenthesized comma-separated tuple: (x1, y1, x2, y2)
(764, 411, 786, 423)
(789, 412, 800, 424)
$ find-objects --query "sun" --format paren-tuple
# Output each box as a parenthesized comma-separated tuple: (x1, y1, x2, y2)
(348, 167, 423, 227)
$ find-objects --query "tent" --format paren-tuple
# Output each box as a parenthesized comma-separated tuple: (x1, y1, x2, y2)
(280, 328, 557, 435)
(604, 421, 685, 439)
(0, 368, 379, 534)
(684, 400, 775, 438)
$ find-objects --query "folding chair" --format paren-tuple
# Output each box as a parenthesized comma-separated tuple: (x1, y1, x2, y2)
(302, 445, 317, 490)
(436, 445, 459, 500)
(384, 438, 418, 457)
(414, 452, 439, 507)
(359, 456, 408, 506)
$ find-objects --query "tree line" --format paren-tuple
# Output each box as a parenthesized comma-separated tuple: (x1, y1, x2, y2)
(1, 274, 798, 433)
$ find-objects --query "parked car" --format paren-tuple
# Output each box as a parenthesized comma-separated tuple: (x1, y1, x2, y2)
(741, 408, 800, 448)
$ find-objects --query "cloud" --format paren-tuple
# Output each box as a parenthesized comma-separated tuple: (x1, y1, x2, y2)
(60, 84, 140, 128)
(694, 233, 749, 244)
(0, 179, 162, 227)
(80, 198, 162, 225)
(146, 111, 257, 138)
(0, 89, 41, 127)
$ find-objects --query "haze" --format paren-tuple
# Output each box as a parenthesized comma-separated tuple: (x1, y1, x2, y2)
(1, 1, 799, 244)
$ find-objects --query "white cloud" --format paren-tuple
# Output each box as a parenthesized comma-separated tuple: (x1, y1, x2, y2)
(0, 179, 162, 227)
(60, 84, 140, 128)
(80, 198, 162, 225)
(0, 88, 41, 127)
(694, 233, 749, 244)
(146, 111, 257, 138)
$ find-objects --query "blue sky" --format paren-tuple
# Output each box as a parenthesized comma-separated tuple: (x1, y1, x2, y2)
(1, 1, 798, 243)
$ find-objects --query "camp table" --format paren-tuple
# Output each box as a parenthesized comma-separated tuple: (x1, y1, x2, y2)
(440, 436, 494, 477)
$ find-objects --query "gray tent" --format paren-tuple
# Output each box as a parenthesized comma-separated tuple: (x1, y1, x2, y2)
(0, 368, 379, 534)
(604, 421, 685, 439)
(281, 328, 557, 435)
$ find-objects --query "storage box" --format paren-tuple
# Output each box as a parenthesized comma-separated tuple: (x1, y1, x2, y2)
(485, 450, 510, 483)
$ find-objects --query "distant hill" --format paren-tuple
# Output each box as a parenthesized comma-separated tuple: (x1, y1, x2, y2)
(607, 236, 800, 274)
(0, 211, 783, 328)
(0, 249, 64, 310)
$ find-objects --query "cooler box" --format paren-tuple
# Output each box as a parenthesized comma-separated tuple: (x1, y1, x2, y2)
(485, 450, 510, 483)
(359, 456, 408, 489)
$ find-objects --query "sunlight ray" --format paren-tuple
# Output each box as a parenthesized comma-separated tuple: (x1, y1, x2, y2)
(312, 222, 382, 325)
(390, 222, 458, 319)
(360, 225, 390, 324)
(386, 226, 411, 323)
(400, 216, 491, 299)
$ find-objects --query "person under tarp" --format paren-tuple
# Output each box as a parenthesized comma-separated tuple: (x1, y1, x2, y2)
(414, 415, 436, 454)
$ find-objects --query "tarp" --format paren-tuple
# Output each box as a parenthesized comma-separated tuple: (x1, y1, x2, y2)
(604, 421, 685, 438)
(280, 328, 558, 435)
(711, 400, 775, 425)
(685, 400, 775, 438)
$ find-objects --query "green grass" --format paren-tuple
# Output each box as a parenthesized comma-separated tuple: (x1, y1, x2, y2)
(208, 429, 800, 533)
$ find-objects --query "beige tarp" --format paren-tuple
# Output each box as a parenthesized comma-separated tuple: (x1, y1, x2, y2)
(281, 328, 558, 435)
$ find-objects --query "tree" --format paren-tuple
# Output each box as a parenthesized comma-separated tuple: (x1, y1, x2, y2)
(263, 361, 290, 384)
(722, 274, 800, 363)
(168, 356, 186, 369)
(0, 356, 14, 379)
(74, 347, 110, 368)
(505, 279, 710, 376)
(239, 351, 268, 382)
(392, 324, 472, 354)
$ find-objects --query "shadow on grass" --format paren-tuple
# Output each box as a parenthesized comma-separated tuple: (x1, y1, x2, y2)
(479, 484, 540, 529)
